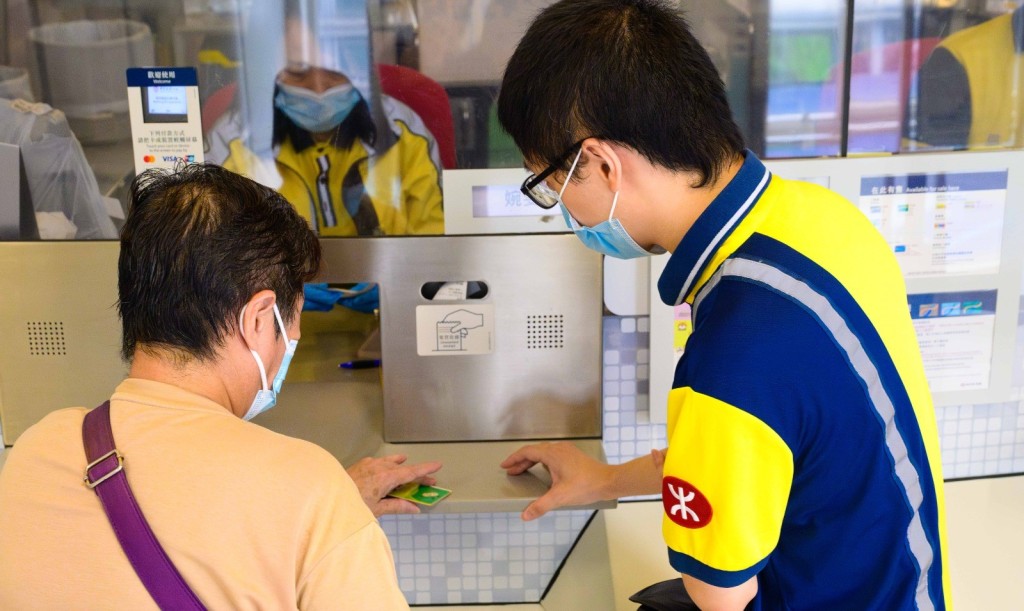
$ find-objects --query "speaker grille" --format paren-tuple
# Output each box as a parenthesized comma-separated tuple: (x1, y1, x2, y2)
(26, 321, 67, 356)
(526, 314, 564, 350)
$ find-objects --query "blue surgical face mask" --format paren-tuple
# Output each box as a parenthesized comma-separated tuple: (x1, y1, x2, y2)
(239, 302, 298, 421)
(274, 81, 361, 133)
(556, 149, 663, 260)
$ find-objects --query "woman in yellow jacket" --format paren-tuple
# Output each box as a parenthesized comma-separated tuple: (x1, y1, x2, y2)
(914, 7, 1024, 149)
(223, 63, 444, 236)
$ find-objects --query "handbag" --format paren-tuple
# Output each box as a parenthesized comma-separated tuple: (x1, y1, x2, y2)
(83, 401, 207, 610)
(629, 579, 700, 611)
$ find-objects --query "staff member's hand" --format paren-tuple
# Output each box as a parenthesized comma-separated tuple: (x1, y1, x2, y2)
(501, 442, 614, 521)
(347, 455, 442, 516)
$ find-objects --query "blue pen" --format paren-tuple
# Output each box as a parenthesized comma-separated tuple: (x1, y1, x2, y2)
(339, 359, 381, 370)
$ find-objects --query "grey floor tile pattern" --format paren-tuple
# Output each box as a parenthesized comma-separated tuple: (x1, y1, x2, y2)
(380, 510, 593, 605)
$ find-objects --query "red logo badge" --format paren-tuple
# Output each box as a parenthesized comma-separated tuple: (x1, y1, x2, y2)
(662, 477, 712, 528)
(143, 155, 156, 163)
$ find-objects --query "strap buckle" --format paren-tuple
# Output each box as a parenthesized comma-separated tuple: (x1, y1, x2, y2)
(84, 449, 124, 489)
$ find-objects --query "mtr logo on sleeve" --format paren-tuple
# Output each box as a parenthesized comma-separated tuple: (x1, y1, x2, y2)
(662, 477, 712, 528)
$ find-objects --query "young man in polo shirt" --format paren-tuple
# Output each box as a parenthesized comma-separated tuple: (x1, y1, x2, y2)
(498, 1, 950, 609)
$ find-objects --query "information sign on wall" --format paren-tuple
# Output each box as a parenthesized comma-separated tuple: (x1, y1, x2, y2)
(859, 171, 1008, 278)
(909, 290, 998, 393)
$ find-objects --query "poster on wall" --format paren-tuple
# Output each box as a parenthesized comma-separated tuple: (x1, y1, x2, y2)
(909, 290, 998, 393)
(859, 170, 1007, 278)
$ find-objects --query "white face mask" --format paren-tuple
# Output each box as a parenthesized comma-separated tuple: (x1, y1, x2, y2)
(238, 302, 298, 421)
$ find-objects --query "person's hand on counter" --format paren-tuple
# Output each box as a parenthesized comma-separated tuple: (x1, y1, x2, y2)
(502, 442, 666, 521)
(348, 454, 442, 517)
(501, 442, 613, 521)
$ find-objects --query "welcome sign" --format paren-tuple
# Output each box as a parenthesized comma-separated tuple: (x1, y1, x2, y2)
(126, 67, 204, 174)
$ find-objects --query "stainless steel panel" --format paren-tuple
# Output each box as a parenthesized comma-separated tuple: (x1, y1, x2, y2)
(318, 235, 603, 442)
(0, 242, 126, 445)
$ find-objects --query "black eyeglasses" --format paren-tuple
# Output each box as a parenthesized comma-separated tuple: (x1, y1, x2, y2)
(520, 138, 589, 209)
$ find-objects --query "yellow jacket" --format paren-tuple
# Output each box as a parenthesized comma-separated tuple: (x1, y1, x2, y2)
(938, 11, 1024, 148)
(220, 96, 444, 235)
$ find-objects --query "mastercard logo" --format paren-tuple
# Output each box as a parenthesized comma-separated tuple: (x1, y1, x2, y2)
(143, 155, 155, 163)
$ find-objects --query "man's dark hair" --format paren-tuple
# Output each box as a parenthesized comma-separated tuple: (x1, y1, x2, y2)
(118, 163, 321, 362)
(498, 0, 744, 187)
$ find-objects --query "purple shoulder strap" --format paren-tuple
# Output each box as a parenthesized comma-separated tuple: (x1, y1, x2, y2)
(83, 401, 206, 610)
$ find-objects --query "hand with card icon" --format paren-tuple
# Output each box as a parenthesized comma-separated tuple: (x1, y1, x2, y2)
(442, 309, 484, 335)
(347, 454, 442, 516)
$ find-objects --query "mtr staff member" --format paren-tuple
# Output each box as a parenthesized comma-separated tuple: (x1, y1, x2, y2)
(498, 1, 950, 610)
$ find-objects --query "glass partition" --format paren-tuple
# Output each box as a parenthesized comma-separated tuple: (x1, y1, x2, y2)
(848, 0, 1024, 154)
(764, 0, 848, 157)
(2, 0, 1022, 239)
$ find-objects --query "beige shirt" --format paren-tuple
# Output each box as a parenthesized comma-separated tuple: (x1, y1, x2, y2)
(0, 378, 409, 610)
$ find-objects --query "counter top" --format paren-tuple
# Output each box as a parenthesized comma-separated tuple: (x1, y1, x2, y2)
(377, 438, 614, 514)
(256, 375, 614, 514)
(251, 321, 614, 514)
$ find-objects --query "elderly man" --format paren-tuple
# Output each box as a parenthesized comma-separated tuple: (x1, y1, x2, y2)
(0, 163, 435, 608)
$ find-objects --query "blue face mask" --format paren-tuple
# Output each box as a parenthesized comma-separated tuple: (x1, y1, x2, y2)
(558, 197, 654, 259)
(274, 81, 361, 133)
(556, 149, 661, 260)
(240, 302, 298, 421)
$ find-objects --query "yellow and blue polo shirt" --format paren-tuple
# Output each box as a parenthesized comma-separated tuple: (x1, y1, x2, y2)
(658, 152, 950, 609)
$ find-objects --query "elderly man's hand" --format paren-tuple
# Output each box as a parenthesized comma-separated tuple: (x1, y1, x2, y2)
(347, 455, 442, 517)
